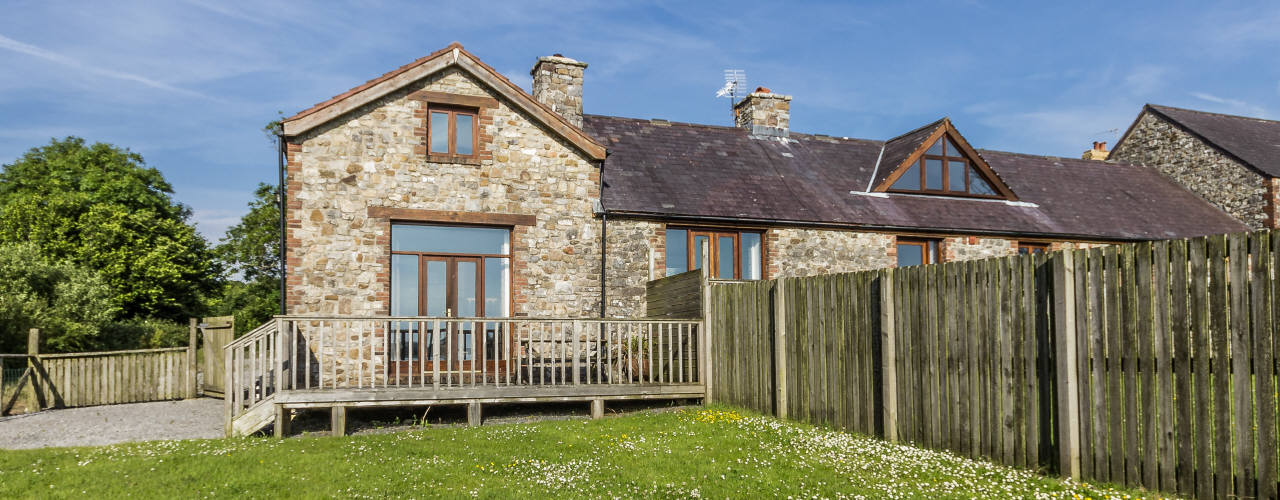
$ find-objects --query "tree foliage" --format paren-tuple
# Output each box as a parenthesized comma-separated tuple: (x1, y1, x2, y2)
(0, 137, 220, 320)
(217, 183, 280, 283)
(211, 182, 281, 333)
(0, 243, 118, 353)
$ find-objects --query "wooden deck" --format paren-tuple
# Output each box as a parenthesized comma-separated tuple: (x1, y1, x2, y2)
(225, 316, 706, 436)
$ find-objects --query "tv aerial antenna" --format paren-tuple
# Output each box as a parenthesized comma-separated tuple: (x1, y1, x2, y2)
(716, 69, 747, 124)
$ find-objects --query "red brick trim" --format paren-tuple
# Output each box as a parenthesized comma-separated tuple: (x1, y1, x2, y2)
(284, 141, 304, 314)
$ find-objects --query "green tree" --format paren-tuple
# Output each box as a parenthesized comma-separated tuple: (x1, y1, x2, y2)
(211, 182, 281, 332)
(0, 243, 117, 353)
(0, 137, 220, 320)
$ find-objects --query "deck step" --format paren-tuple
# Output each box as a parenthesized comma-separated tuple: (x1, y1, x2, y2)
(229, 397, 276, 437)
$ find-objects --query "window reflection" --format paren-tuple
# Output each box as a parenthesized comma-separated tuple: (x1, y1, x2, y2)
(392, 225, 509, 254)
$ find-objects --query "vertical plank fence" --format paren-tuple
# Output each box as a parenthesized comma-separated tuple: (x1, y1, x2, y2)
(700, 228, 1280, 499)
(1, 327, 199, 414)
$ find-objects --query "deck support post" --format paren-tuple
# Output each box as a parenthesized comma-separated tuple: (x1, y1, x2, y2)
(274, 404, 290, 438)
(331, 405, 347, 436)
(590, 398, 604, 419)
(467, 401, 482, 426)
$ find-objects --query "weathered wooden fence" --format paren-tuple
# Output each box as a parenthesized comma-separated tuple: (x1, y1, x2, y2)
(1060, 233, 1280, 499)
(646, 270, 703, 318)
(37, 348, 194, 406)
(702, 229, 1280, 499)
(1, 326, 199, 414)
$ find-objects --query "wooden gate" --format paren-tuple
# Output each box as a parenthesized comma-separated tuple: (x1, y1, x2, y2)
(200, 316, 234, 396)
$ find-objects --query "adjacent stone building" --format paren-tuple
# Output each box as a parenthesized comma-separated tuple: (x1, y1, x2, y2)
(1110, 104, 1280, 230)
(278, 43, 1247, 324)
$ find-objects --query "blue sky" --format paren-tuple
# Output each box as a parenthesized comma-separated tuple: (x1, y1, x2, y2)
(1, 1, 1277, 241)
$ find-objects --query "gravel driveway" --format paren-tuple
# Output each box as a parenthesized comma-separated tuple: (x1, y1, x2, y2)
(0, 397, 223, 449)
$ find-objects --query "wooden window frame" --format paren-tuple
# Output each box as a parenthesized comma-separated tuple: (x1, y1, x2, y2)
(668, 226, 765, 280)
(889, 135, 1003, 199)
(427, 105, 480, 159)
(1017, 242, 1049, 255)
(896, 237, 941, 267)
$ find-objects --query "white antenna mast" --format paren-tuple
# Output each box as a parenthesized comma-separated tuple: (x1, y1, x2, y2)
(717, 69, 747, 124)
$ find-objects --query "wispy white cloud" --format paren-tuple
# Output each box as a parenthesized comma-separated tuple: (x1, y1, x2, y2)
(1189, 91, 1268, 118)
(0, 33, 214, 100)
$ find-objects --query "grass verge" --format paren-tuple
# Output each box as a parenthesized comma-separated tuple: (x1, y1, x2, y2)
(0, 406, 1164, 499)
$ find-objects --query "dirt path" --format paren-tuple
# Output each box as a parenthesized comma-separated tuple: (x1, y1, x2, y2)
(0, 398, 223, 450)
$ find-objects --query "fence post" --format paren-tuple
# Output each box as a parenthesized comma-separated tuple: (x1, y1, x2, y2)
(773, 278, 788, 419)
(27, 328, 45, 409)
(700, 238, 713, 404)
(880, 270, 898, 443)
(188, 318, 198, 399)
(1052, 251, 1081, 479)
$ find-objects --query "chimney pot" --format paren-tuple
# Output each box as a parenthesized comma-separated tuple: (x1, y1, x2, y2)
(1083, 141, 1110, 160)
(530, 54, 588, 127)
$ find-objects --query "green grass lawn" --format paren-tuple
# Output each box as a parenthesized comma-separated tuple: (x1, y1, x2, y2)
(0, 406, 1162, 499)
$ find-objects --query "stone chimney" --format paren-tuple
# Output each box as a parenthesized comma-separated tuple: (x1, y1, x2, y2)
(1082, 141, 1109, 160)
(530, 54, 587, 127)
(734, 87, 792, 137)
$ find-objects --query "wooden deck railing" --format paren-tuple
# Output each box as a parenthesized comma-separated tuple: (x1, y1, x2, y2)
(226, 317, 703, 425)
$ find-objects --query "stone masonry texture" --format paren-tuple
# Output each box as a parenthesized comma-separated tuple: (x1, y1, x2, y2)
(734, 91, 792, 137)
(767, 228, 895, 277)
(286, 67, 603, 320)
(1111, 111, 1267, 229)
(530, 56, 587, 128)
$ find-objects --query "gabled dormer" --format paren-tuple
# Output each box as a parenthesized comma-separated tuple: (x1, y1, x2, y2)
(872, 118, 1016, 200)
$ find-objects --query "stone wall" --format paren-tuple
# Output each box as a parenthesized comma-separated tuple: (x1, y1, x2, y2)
(767, 228, 896, 278)
(604, 219, 663, 317)
(942, 236, 1017, 262)
(286, 67, 603, 320)
(1111, 111, 1267, 229)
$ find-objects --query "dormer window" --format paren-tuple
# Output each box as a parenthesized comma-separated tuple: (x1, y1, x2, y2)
(891, 136, 998, 196)
(874, 119, 1017, 201)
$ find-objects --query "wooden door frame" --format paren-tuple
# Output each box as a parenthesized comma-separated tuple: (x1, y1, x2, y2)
(387, 254, 513, 377)
(688, 230, 743, 280)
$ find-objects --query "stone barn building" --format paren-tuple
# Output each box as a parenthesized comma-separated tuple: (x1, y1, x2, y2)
(277, 43, 1246, 321)
(1110, 104, 1280, 230)
(222, 43, 1256, 436)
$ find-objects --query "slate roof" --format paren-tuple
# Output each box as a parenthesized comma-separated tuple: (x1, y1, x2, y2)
(1129, 104, 1280, 177)
(584, 114, 1248, 241)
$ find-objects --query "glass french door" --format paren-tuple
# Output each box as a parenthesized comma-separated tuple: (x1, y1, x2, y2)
(393, 256, 510, 376)
(388, 224, 512, 381)
(690, 231, 741, 280)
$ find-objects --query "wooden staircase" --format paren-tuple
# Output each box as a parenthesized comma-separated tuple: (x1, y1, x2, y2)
(224, 321, 280, 436)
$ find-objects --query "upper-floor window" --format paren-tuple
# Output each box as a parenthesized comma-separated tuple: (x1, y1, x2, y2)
(429, 105, 477, 157)
(891, 136, 998, 197)
(665, 228, 763, 280)
(897, 238, 940, 267)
